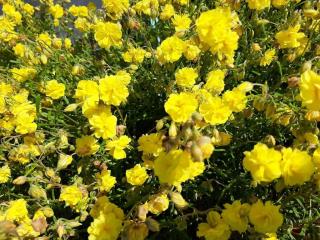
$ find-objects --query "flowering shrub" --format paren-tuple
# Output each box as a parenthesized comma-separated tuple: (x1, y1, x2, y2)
(0, 0, 320, 239)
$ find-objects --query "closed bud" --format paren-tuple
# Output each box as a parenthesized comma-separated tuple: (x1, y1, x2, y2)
(146, 218, 160, 232)
(301, 61, 312, 73)
(40, 54, 48, 64)
(192, 112, 203, 122)
(253, 98, 266, 112)
(64, 103, 78, 112)
(137, 204, 148, 222)
(265, 104, 276, 118)
(288, 77, 300, 88)
(191, 143, 203, 162)
(13, 176, 27, 185)
(45, 168, 55, 178)
(32, 217, 48, 234)
(169, 192, 188, 209)
(42, 207, 54, 218)
(169, 122, 177, 138)
(156, 119, 164, 131)
(263, 135, 276, 147)
(116, 125, 127, 136)
(127, 222, 149, 240)
(57, 154, 73, 171)
(28, 184, 47, 200)
(252, 43, 261, 51)
(183, 127, 193, 140)
(57, 224, 65, 238)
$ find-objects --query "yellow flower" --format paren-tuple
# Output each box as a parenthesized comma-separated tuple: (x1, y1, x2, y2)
(68, 5, 89, 17)
(222, 89, 247, 113)
(89, 112, 117, 139)
(5, 199, 28, 222)
(243, 143, 282, 183)
(299, 70, 320, 111)
(184, 41, 201, 61)
(147, 193, 169, 215)
(16, 218, 40, 238)
(59, 185, 83, 207)
(75, 135, 100, 156)
(134, 0, 159, 16)
(45, 80, 65, 100)
(22, 3, 35, 16)
(196, 7, 239, 64)
(75, 17, 92, 32)
(49, 4, 64, 19)
(281, 147, 315, 186)
(13, 43, 26, 58)
(88, 197, 124, 240)
(175, 67, 198, 87)
(247, 0, 271, 10)
(126, 164, 148, 186)
(154, 149, 205, 186)
(102, 0, 129, 19)
(106, 135, 131, 159)
(197, 211, 231, 240)
(203, 70, 225, 95)
(172, 14, 191, 33)
(0, 165, 11, 184)
(249, 200, 283, 233)
(96, 170, 116, 192)
(3, 4, 22, 25)
(64, 38, 72, 49)
(74, 80, 100, 115)
(94, 22, 122, 49)
(221, 200, 250, 233)
(260, 49, 276, 66)
(156, 36, 186, 64)
(99, 74, 129, 106)
(275, 25, 305, 49)
(9, 142, 40, 164)
(37, 33, 52, 48)
(138, 133, 163, 156)
(122, 47, 147, 64)
(165, 92, 198, 123)
(11, 67, 37, 83)
(272, 0, 289, 8)
(160, 4, 175, 20)
(199, 96, 232, 125)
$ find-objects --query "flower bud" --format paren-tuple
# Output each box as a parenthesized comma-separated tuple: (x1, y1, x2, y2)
(137, 204, 148, 222)
(42, 207, 54, 218)
(169, 122, 177, 138)
(191, 143, 203, 162)
(13, 176, 27, 185)
(64, 103, 78, 112)
(301, 61, 312, 73)
(263, 135, 276, 147)
(252, 43, 261, 51)
(156, 119, 164, 131)
(28, 184, 47, 200)
(288, 77, 300, 88)
(127, 222, 149, 240)
(146, 218, 160, 232)
(57, 154, 73, 171)
(40, 54, 48, 64)
(169, 192, 188, 209)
